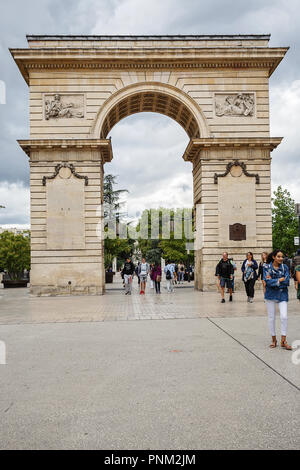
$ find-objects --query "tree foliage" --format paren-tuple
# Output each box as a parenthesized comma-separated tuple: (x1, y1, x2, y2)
(137, 208, 194, 264)
(0, 231, 30, 279)
(272, 185, 299, 256)
(103, 174, 134, 268)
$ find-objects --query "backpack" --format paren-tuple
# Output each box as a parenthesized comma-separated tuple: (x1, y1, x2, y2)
(166, 269, 172, 280)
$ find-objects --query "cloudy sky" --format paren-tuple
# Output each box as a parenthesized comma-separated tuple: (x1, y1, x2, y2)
(0, 0, 299, 227)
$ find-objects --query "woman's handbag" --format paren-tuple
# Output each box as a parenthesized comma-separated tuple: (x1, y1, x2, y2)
(156, 275, 161, 283)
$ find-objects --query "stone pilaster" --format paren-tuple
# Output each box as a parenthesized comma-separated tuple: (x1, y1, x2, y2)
(19, 139, 112, 296)
(183, 138, 282, 291)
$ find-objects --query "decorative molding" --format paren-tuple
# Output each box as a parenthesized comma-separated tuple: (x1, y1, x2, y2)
(215, 93, 255, 117)
(214, 160, 260, 184)
(18, 138, 113, 163)
(182, 137, 283, 162)
(25, 61, 276, 70)
(42, 163, 88, 186)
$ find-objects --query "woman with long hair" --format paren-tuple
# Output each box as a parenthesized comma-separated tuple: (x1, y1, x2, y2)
(258, 251, 269, 296)
(152, 262, 162, 294)
(241, 252, 258, 302)
(264, 249, 292, 350)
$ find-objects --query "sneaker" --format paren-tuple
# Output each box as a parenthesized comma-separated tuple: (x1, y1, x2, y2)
(221, 299, 225, 303)
(140, 290, 143, 295)
(247, 297, 250, 302)
(229, 295, 233, 302)
(249, 298, 254, 303)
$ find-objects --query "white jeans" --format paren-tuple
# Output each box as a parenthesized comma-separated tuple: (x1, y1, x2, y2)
(266, 300, 288, 336)
(166, 279, 174, 292)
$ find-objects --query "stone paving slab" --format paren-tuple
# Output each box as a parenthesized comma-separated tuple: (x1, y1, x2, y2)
(0, 282, 299, 325)
(0, 318, 299, 450)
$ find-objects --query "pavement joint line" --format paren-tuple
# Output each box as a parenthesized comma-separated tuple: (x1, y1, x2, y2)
(207, 317, 300, 393)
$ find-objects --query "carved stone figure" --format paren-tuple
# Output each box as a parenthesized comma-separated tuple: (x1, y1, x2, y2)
(215, 93, 254, 117)
(45, 94, 84, 120)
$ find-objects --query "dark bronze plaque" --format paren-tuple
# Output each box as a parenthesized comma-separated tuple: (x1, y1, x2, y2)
(229, 223, 246, 241)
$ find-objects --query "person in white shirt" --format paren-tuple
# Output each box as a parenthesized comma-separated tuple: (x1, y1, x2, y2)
(164, 260, 175, 293)
(138, 258, 150, 295)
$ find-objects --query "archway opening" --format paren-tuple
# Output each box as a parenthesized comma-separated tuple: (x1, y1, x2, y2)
(103, 111, 195, 288)
(100, 91, 201, 139)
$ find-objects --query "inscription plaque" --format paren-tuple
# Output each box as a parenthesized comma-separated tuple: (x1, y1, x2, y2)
(229, 223, 246, 241)
(46, 174, 85, 249)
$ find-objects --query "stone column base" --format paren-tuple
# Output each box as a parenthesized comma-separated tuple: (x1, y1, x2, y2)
(29, 263, 105, 296)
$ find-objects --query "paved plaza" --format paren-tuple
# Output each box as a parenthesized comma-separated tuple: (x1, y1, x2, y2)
(0, 281, 299, 449)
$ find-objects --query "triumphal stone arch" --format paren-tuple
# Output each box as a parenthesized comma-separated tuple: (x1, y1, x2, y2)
(11, 35, 288, 295)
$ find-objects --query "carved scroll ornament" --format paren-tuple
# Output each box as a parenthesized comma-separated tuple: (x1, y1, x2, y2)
(42, 163, 89, 186)
(214, 160, 260, 184)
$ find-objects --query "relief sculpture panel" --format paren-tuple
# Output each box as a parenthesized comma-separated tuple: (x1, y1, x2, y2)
(44, 94, 84, 120)
(215, 93, 255, 117)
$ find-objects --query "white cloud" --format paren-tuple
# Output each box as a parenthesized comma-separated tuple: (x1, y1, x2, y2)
(270, 80, 300, 202)
(105, 113, 192, 221)
(0, 182, 30, 226)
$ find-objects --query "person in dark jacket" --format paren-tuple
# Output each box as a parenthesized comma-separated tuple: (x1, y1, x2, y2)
(215, 252, 234, 303)
(291, 249, 300, 281)
(241, 252, 258, 303)
(258, 251, 269, 296)
(121, 258, 135, 295)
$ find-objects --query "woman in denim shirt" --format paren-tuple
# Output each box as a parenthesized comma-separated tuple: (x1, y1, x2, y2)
(263, 249, 292, 350)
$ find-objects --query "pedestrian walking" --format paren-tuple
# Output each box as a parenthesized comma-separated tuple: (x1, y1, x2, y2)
(241, 252, 258, 302)
(138, 258, 150, 294)
(121, 257, 135, 295)
(292, 249, 300, 301)
(283, 253, 291, 273)
(152, 263, 162, 294)
(295, 265, 300, 301)
(228, 258, 237, 293)
(164, 260, 175, 293)
(135, 262, 141, 286)
(291, 249, 300, 286)
(174, 263, 178, 284)
(215, 252, 234, 303)
(178, 262, 185, 284)
(150, 263, 155, 289)
(258, 252, 269, 296)
(264, 249, 292, 350)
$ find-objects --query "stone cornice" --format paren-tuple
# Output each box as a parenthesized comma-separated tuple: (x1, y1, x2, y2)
(182, 137, 283, 162)
(18, 138, 113, 163)
(10, 47, 288, 84)
(26, 34, 271, 41)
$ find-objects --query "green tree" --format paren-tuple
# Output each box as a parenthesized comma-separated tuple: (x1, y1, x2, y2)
(103, 174, 128, 218)
(136, 208, 194, 264)
(103, 174, 134, 268)
(0, 231, 30, 279)
(272, 186, 298, 256)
